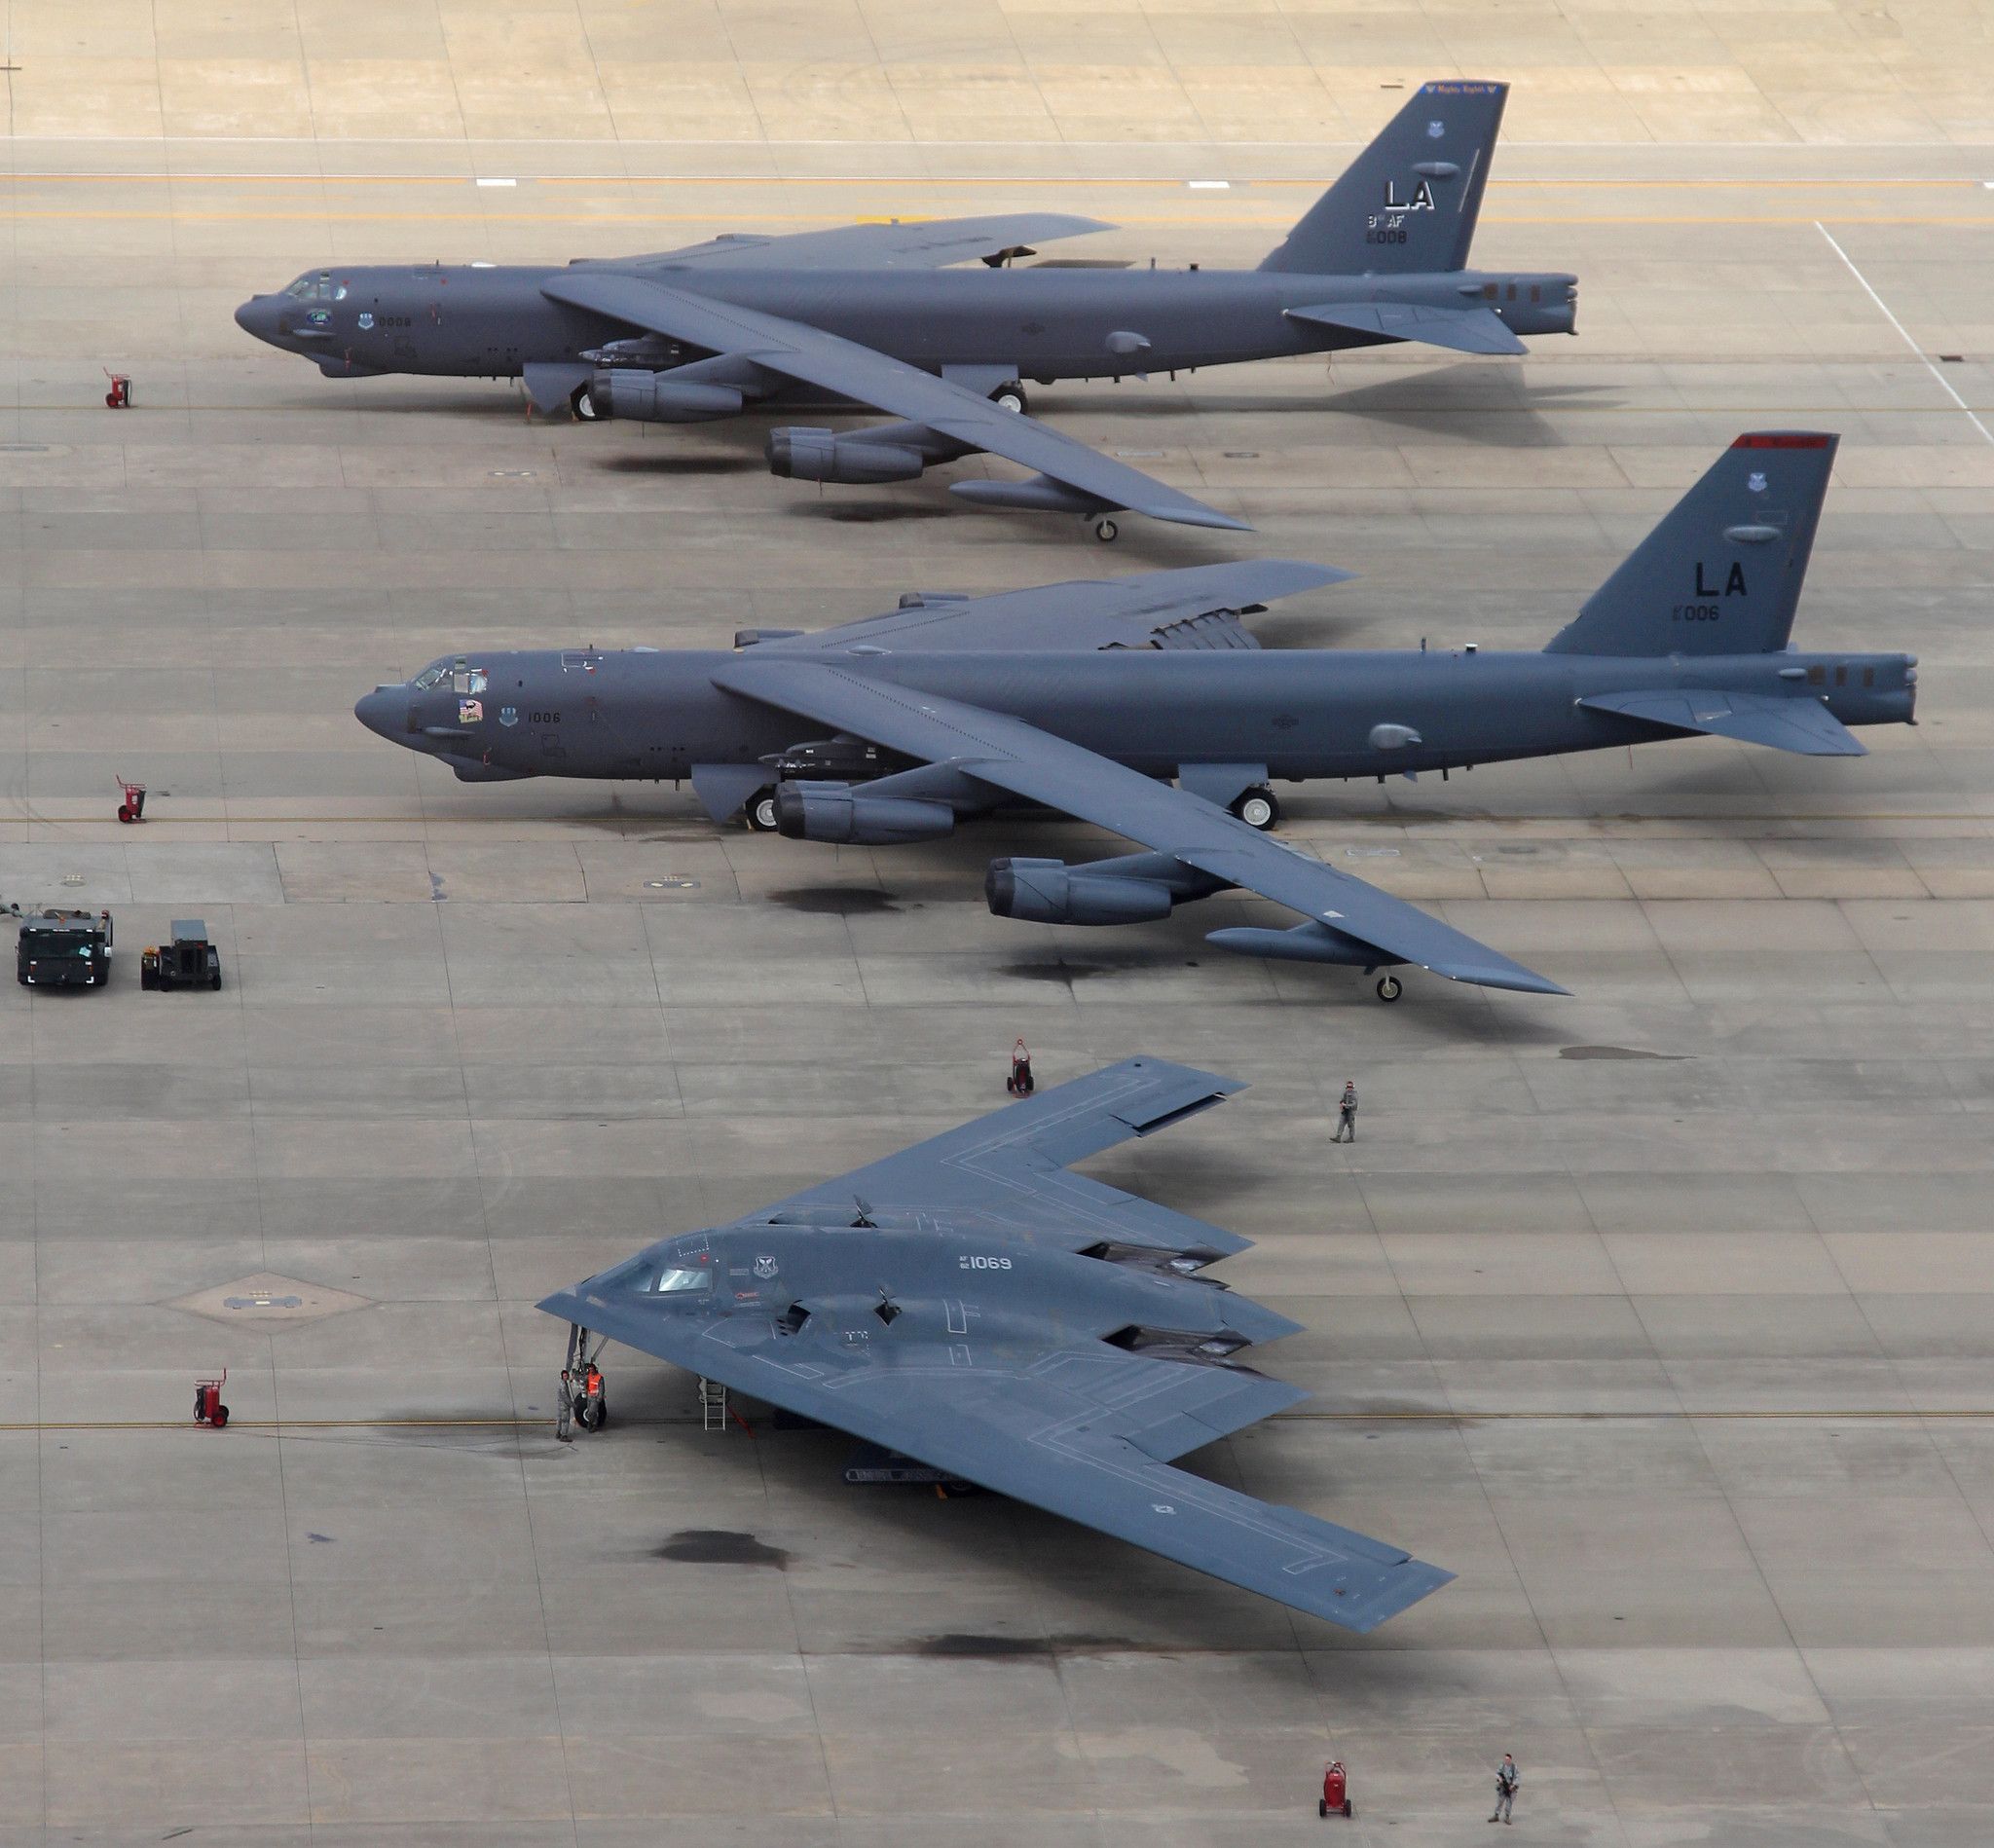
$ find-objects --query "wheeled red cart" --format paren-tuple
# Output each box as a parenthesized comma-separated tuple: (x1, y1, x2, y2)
(104, 372, 132, 409)
(1006, 1037, 1035, 1096)
(1318, 1760, 1352, 1819)
(116, 777, 146, 824)
(193, 1370, 230, 1427)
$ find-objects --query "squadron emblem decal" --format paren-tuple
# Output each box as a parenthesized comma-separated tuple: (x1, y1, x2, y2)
(752, 1254, 779, 1279)
(357, 312, 375, 331)
(1427, 119, 1445, 138)
(498, 705, 518, 727)
(1747, 471, 1767, 494)
(459, 698, 484, 724)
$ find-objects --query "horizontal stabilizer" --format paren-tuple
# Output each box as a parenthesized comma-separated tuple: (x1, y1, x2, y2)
(1580, 689, 1865, 757)
(1288, 301, 1526, 355)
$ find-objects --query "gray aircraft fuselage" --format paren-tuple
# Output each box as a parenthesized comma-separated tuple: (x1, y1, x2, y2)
(236, 261, 1578, 388)
(357, 643, 1916, 790)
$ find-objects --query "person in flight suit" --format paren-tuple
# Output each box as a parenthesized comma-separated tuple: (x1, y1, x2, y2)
(1490, 1753, 1519, 1825)
(1333, 1080, 1359, 1143)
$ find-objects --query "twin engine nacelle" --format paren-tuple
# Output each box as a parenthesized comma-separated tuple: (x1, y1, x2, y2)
(774, 780, 955, 846)
(985, 858, 1175, 926)
(767, 427, 928, 486)
(587, 369, 744, 424)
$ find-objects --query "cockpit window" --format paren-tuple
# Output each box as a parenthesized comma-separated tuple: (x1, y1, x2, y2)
(283, 272, 346, 302)
(640, 1266, 712, 1294)
(412, 662, 452, 689)
(452, 668, 488, 695)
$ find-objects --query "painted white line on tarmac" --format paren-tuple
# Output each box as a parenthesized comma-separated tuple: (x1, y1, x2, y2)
(1816, 219, 1994, 447)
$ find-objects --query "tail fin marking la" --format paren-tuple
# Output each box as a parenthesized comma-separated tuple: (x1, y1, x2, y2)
(1544, 432, 1838, 658)
(1259, 81, 1507, 277)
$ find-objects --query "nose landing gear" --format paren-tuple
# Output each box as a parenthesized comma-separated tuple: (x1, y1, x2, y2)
(556, 1323, 608, 1441)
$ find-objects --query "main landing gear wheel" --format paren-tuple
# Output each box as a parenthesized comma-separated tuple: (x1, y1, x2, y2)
(745, 788, 781, 832)
(1090, 517, 1119, 544)
(570, 384, 599, 422)
(1230, 786, 1280, 831)
(989, 381, 1027, 415)
(1375, 975, 1403, 1004)
(577, 1391, 608, 1432)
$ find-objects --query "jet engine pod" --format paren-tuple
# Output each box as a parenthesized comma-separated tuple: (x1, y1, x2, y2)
(774, 780, 955, 845)
(985, 858, 1175, 926)
(767, 427, 928, 485)
(587, 369, 744, 423)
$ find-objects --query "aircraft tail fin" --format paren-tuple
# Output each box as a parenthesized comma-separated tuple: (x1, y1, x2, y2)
(1259, 81, 1507, 277)
(1544, 433, 1838, 658)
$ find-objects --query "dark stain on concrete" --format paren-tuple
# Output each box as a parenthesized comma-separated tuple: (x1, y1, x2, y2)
(656, 1529, 790, 1568)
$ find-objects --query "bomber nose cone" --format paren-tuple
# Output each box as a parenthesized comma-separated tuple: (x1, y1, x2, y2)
(353, 686, 402, 741)
(234, 295, 274, 341)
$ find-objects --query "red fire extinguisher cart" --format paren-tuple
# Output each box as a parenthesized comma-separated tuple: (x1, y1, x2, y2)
(1318, 1759, 1352, 1819)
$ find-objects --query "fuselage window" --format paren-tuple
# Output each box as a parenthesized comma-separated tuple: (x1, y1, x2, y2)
(1807, 664, 1827, 685)
(1834, 665, 1847, 686)
(1863, 666, 1875, 687)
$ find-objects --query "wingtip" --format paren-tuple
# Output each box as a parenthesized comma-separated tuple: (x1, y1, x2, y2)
(1435, 965, 1570, 997)
(1158, 507, 1255, 533)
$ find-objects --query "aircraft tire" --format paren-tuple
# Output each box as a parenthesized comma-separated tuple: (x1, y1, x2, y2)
(1376, 975, 1403, 1004)
(1230, 787, 1280, 831)
(570, 385, 599, 422)
(1090, 517, 1119, 544)
(990, 382, 1027, 415)
(745, 788, 780, 832)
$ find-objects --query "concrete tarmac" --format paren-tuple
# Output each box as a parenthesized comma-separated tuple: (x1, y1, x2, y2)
(3, 18, 1994, 1847)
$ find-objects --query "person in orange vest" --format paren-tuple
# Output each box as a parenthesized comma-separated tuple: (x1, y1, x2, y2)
(584, 1359, 603, 1401)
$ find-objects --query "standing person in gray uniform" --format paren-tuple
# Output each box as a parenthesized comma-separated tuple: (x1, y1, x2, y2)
(1490, 1753, 1519, 1824)
(1333, 1080, 1359, 1143)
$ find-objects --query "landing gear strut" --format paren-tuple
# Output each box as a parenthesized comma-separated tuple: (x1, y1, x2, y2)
(1375, 975, 1403, 1004)
(557, 1323, 609, 1441)
(1230, 786, 1280, 831)
(1089, 516, 1119, 544)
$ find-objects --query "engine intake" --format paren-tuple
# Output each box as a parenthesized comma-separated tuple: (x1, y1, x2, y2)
(587, 370, 744, 423)
(985, 858, 1175, 926)
(767, 427, 928, 485)
(774, 781, 954, 845)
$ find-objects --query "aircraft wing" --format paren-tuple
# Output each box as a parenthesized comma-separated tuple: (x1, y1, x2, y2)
(763, 1053, 1253, 1257)
(709, 657, 1567, 996)
(762, 560, 1348, 656)
(539, 270, 1249, 532)
(610, 213, 1115, 272)
(1579, 688, 1865, 757)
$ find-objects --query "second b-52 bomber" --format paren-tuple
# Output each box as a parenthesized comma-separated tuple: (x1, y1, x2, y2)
(235, 81, 1572, 537)
(355, 433, 1916, 1002)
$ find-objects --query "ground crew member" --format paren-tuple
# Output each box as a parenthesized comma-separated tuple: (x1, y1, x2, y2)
(1489, 1753, 1519, 1825)
(585, 1358, 603, 1401)
(1333, 1079, 1358, 1142)
(555, 1369, 574, 1442)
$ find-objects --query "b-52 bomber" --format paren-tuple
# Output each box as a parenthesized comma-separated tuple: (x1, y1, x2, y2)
(236, 81, 1573, 538)
(539, 1054, 1454, 1632)
(355, 433, 1917, 1001)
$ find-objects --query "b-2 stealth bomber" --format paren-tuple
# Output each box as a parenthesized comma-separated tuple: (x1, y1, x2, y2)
(539, 1054, 1454, 1632)
(355, 433, 1917, 1001)
(236, 81, 1573, 537)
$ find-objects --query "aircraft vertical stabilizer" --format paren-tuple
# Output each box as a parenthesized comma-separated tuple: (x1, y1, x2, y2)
(1544, 432, 1839, 657)
(1259, 81, 1507, 277)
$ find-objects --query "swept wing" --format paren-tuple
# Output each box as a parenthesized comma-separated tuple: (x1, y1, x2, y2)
(538, 1058, 1453, 1632)
(540, 270, 1248, 533)
(608, 213, 1115, 272)
(761, 561, 1347, 656)
(710, 657, 1566, 995)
